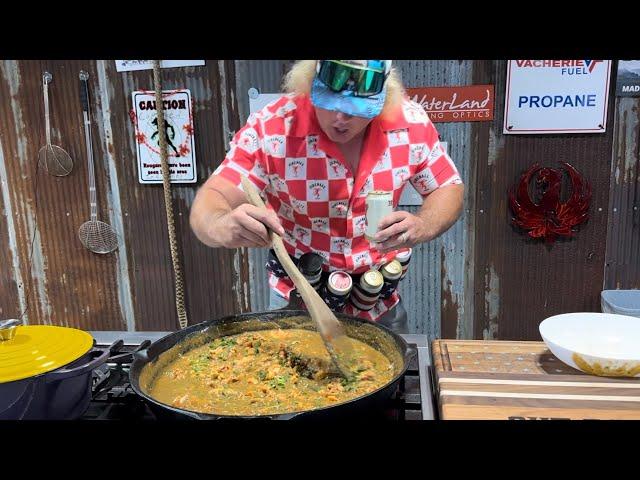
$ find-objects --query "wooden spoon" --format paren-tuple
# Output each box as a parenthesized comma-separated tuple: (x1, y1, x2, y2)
(240, 176, 353, 379)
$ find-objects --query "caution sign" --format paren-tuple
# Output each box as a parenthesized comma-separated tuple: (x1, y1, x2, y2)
(131, 89, 197, 184)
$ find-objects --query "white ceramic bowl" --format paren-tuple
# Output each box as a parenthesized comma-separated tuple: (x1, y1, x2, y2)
(539, 312, 640, 377)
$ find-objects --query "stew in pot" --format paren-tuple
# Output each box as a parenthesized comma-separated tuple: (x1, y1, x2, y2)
(147, 329, 395, 415)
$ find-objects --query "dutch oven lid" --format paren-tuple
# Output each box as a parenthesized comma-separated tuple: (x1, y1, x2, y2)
(0, 320, 94, 384)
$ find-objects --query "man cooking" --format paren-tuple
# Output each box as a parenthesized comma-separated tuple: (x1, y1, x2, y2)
(190, 60, 464, 333)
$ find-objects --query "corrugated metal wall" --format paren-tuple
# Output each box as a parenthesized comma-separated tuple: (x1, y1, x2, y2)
(394, 61, 475, 337)
(233, 60, 475, 337)
(605, 96, 640, 289)
(1, 59, 637, 340)
(0, 60, 124, 329)
(234, 60, 294, 312)
(472, 60, 617, 341)
(0, 60, 246, 330)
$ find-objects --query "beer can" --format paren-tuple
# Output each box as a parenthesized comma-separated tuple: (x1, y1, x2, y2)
(360, 270, 384, 294)
(350, 269, 384, 311)
(396, 248, 412, 280)
(379, 260, 402, 299)
(298, 252, 324, 290)
(322, 271, 353, 310)
(365, 191, 394, 242)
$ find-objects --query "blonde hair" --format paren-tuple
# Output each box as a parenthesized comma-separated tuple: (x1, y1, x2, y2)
(282, 60, 405, 119)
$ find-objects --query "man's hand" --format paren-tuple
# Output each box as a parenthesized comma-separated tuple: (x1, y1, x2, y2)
(370, 184, 464, 253)
(372, 211, 431, 253)
(210, 204, 285, 249)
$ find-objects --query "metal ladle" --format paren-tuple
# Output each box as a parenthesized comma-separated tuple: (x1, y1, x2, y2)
(38, 72, 73, 177)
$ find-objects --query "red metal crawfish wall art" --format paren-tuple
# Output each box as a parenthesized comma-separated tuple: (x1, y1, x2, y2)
(509, 162, 591, 244)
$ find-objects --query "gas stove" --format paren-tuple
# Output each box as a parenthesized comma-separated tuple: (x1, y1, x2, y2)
(83, 331, 436, 421)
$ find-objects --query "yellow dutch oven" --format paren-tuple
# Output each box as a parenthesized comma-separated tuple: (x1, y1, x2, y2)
(0, 319, 115, 420)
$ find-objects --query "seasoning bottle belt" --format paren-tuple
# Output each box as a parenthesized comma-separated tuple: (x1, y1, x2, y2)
(321, 271, 352, 310)
(298, 252, 324, 291)
(350, 269, 383, 311)
(379, 260, 402, 299)
(396, 248, 412, 281)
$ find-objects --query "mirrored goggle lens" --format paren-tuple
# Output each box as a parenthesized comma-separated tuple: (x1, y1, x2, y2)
(317, 61, 386, 97)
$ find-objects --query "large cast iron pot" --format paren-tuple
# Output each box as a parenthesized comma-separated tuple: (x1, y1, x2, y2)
(129, 310, 415, 420)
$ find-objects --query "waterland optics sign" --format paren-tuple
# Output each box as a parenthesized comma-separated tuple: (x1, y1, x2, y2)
(406, 85, 495, 123)
(131, 89, 197, 184)
(504, 60, 612, 134)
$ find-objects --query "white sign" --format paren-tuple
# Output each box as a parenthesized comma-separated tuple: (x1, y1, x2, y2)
(504, 60, 612, 134)
(248, 89, 281, 114)
(132, 89, 197, 184)
(116, 60, 205, 72)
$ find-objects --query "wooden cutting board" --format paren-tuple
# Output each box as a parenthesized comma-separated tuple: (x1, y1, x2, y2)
(432, 340, 640, 420)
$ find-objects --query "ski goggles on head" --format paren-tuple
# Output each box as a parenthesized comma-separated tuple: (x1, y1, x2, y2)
(315, 60, 391, 97)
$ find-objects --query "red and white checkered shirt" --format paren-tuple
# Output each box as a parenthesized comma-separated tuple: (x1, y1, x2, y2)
(213, 93, 462, 321)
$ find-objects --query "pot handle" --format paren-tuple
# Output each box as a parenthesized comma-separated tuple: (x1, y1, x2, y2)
(0, 318, 20, 341)
(45, 340, 124, 383)
(109, 339, 151, 364)
(133, 346, 152, 363)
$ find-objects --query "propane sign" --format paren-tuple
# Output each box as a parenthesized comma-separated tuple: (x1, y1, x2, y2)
(131, 89, 197, 184)
(504, 60, 612, 134)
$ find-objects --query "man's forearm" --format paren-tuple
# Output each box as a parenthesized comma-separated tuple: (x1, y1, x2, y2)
(189, 187, 233, 248)
(415, 184, 464, 242)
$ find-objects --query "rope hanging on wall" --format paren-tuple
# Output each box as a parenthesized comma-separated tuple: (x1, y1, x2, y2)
(152, 60, 189, 330)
